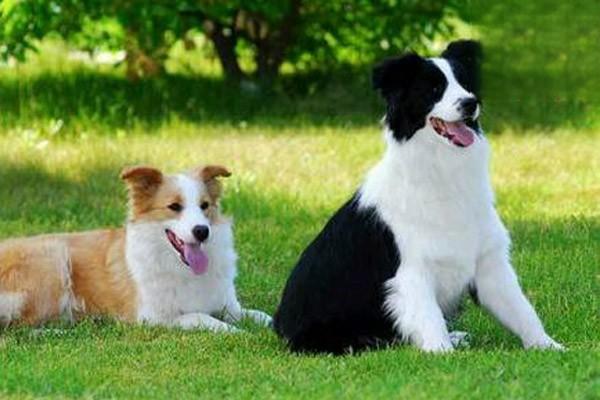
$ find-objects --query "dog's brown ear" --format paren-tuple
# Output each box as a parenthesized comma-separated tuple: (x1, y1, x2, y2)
(199, 165, 232, 182)
(121, 166, 163, 188)
(120, 166, 164, 219)
(193, 165, 231, 203)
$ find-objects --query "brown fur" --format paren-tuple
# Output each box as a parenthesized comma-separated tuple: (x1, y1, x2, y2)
(0, 230, 136, 325)
(121, 166, 166, 221)
(0, 164, 231, 327)
(194, 165, 231, 223)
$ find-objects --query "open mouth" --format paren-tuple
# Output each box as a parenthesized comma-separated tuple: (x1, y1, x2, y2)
(430, 117, 476, 148)
(165, 229, 209, 275)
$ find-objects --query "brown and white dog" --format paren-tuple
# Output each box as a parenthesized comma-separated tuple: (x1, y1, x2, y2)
(0, 165, 271, 331)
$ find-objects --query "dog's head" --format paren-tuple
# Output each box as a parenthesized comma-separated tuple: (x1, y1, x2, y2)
(121, 164, 231, 275)
(373, 40, 482, 148)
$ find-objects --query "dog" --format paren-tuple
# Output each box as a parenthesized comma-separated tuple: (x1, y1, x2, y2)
(273, 40, 563, 354)
(0, 165, 271, 331)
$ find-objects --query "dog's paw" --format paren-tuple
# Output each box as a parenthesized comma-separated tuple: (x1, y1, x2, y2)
(243, 309, 273, 327)
(226, 325, 244, 334)
(419, 338, 454, 353)
(525, 335, 565, 351)
(448, 331, 471, 349)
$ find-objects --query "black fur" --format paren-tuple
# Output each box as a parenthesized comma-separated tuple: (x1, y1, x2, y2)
(372, 53, 447, 142)
(442, 40, 482, 97)
(273, 40, 483, 354)
(442, 40, 483, 133)
(273, 195, 400, 354)
(371, 40, 483, 142)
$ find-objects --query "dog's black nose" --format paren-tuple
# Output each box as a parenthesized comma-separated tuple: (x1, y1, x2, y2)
(192, 225, 210, 243)
(460, 97, 478, 117)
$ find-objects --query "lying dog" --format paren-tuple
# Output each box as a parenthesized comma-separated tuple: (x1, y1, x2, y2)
(0, 165, 271, 331)
(274, 40, 563, 353)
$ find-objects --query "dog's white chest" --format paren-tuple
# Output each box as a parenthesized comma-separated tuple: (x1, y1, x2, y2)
(125, 223, 238, 323)
(138, 272, 231, 318)
(360, 133, 497, 312)
(422, 226, 479, 309)
(394, 214, 482, 311)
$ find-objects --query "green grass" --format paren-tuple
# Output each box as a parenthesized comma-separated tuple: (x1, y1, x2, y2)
(0, 125, 598, 399)
(1, 24, 600, 397)
(460, 1, 600, 131)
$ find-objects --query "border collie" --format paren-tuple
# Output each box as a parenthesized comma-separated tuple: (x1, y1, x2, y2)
(273, 40, 563, 354)
(0, 165, 271, 331)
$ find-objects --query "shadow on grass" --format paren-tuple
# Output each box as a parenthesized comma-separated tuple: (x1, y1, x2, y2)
(4, 63, 600, 135)
(0, 68, 381, 132)
(467, 1, 600, 132)
(480, 51, 599, 133)
(0, 161, 125, 236)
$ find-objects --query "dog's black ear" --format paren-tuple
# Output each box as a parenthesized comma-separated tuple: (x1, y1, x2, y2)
(372, 53, 425, 99)
(442, 40, 482, 95)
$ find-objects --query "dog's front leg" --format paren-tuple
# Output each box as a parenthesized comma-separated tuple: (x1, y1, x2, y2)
(222, 304, 273, 327)
(239, 309, 272, 326)
(172, 312, 241, 332)
(475, 249, 563, 350)
(220, 287, 272, 327)
(385, 266, 453, 353)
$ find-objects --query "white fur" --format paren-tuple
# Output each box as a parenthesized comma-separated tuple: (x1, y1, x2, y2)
(125, 174, 271, 331)
(0, 292, 25, 324)
(168, 175, 212, 243)
(430, 58, 480, 122)
(358, 61, 561, 352)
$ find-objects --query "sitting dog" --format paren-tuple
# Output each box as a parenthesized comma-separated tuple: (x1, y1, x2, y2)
(0, 165, 271, 331)
(273, 40, 563, 354)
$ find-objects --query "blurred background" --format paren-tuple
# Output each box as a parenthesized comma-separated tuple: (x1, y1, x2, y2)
(2, 0, 600, 135)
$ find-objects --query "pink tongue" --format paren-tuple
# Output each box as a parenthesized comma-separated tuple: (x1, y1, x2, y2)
(445, 121, 475, 147)
(183, 244, 209, 275)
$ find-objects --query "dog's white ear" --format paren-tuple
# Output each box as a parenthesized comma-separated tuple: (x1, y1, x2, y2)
(120, 166, 163, 189)
(372, 53, 425, 99)
(198, 165, 232, 182)
(442, 40, 482, 95)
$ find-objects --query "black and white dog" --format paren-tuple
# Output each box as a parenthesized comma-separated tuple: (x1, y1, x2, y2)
(273, 40, 563, 354)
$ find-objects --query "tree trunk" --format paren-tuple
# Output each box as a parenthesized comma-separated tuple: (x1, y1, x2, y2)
(253, 0, 302, 84)
(181, 1, 302, 84)
(205, 21, 245, 82)
(180, 10, 246, 82)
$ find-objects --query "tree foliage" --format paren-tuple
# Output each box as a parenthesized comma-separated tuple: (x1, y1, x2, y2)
(0, 0, 459, 82)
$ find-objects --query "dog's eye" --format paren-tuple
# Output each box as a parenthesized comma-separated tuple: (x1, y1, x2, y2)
(200, 201, 210, 211)
(168, 203, 183, 212)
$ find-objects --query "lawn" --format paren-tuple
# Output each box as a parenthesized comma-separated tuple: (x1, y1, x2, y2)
(1, 18, 600, 396)
(0, 122, 598, 399)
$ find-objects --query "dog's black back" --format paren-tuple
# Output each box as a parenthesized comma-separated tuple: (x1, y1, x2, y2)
(273, 195, 400, 354)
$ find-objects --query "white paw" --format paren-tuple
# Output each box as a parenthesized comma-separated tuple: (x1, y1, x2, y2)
(225, 325, 244, 334)
(419, 338, 454, 353)
(449, 331, 471, 348)
(244, 309, 273, 327)
(524, 336, 565, 351)
(210, 320, 243, 333)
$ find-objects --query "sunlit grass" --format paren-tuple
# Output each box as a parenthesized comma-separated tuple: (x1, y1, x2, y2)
(0, 125, 598, 399)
